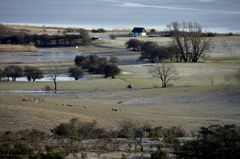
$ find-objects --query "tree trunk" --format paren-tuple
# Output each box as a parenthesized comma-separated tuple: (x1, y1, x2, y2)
(54, 79, 57, 93)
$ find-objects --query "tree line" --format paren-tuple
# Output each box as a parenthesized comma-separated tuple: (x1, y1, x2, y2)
(0, 65, 43, 82)
(0, 25, 91, 47)
(0, 55, 121, 82)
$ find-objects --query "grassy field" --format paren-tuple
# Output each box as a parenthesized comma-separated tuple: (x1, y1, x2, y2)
(0, 85, 239, 133)
(0, 44, 38, 52)
(0, 33, 240, 134)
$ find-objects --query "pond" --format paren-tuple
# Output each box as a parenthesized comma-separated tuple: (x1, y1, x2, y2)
(0, 49, 84, 64)
(0, 48, 141, 65)
(3, 76, 88, 82)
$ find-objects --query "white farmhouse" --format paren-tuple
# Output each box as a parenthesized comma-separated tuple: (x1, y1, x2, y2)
(132, 27, 147, 37)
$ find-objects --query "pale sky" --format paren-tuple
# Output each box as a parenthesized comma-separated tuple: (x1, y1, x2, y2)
(0, 0, 240, 32)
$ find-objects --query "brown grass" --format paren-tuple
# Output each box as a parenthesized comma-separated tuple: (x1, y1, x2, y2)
(0, 44, 38, 52)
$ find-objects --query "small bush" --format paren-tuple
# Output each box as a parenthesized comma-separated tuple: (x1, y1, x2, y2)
(0, 142, 33, 158)
(148, 126, 164, 138)
(109, 56, 119, 64)
(103, 64, 121, 79)
(125, 39, 142, 51)
(74, 55, 107, 74)
(117, 120, 139, 138)
(68, 66, 83, 80)
(43, 85, 51, 91)
(0, 129, 49, 143)
(0, 69, 3, 80)
(52, 118, 107, 140)
(40, 151, 69, 159)
(109, 34, 116, 40)
(163, 126, 186, 138)
(92, 28, 106, 33)
(175, 124, 240, 159)
(151, 146, 169, 159)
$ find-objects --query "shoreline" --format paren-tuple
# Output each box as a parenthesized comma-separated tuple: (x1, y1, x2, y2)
(2, 22, 240, 34)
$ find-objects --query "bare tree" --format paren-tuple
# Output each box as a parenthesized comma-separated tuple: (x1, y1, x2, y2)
(51, 67, 59, 93)
(150, 63, 178, 88)
(168, 22, 212, 62)
(78, 28, 91, 45)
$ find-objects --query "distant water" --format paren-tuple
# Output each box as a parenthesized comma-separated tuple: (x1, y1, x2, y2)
(1, 0, 240, 32)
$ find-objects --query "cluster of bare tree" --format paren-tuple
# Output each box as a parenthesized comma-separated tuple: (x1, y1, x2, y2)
(126, 22, 212, 63)
(168, 22, 212, 62)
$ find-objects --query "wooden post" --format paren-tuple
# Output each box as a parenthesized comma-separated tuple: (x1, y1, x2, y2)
(134, 130, 143, 152)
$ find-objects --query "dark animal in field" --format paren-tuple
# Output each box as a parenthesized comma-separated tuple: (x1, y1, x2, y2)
(91, 37, 99, 41)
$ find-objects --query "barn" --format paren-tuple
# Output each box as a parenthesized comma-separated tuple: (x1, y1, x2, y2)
(132, 27, 147, 37)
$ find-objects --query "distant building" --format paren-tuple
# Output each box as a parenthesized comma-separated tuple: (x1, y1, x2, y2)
(132, 27, 147, 37)
(159, 31, 171, 37)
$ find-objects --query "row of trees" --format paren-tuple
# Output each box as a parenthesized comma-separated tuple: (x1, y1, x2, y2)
(0, 65, 43, 82)
(74, 55, 121, 79)
(126, 39, 178, 63)
(91, 28, 106, 33)
(0, 25, 91, 46)
(126, 22, 212, 63)
(0, 57, 121, 82)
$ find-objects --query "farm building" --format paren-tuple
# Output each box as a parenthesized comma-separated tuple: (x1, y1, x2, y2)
(132, 27, 147, 37)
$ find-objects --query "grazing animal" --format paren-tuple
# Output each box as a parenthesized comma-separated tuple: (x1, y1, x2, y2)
(91, 37, 99, 41)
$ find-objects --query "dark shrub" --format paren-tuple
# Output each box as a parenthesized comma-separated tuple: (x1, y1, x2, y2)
(117, 120, 138, 138)
(109, 34, 116, 40)
(125, 39, 142, 51)
(0, 68, 3, 80)
(74, 55, 107, 74)
(52, 118, 107, 140)
(163, 126, 186, 138)
(175, 124, 240, 159)
(103, 64, 121, 79)
(150, 29, 156, 33)
(40, 151, 69, 159)
(92, 28, 106, 33)
(140, 41, 171, 63)
(109, 56, 119, 64)
(24, 66, 44, 82)
(78, 28, 91, 45)
(43, 85, 51, 91)
(0, 142, 33, 158)
(148, 126, 164, 138)
(3, 65, 23, 81)
(68, 66, 83, 80)
(151, 146, 169, 159)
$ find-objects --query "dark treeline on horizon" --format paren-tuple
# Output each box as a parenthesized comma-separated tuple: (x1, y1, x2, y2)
(0, 24, 91, 47)
(0, 34, 91, 47)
